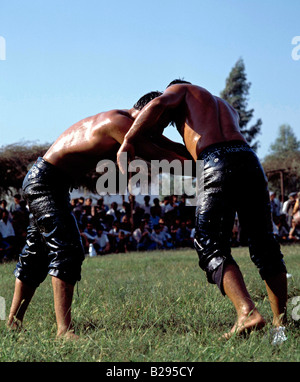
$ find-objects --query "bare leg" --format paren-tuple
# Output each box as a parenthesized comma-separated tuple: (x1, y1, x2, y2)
(51, 276, 79, 339)
(264, 272, 287, 327)
(221, 263, 266, 339)
(7, 278, 36, 329)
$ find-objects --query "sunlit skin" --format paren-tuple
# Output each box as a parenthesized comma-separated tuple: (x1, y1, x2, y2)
(44, 108, 190, 178)
(117, 84, 245, 171)
(117, 83, 287, 338)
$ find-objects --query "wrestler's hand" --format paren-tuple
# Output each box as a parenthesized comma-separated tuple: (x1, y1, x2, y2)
(117, 140, 135, 174)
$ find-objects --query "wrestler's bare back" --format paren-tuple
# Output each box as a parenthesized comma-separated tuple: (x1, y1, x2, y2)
(43, 109, 134, 178)
(175, 85, 246, 160)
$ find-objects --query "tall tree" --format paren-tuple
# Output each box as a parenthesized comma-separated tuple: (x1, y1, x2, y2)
(269, 124, 300, 156)
(220, 58, 262, 151)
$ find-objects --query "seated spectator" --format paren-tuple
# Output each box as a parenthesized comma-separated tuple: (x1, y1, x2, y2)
(274, 214, 290, 243)
(11, 201, 29, 253)
(120, 214, 132, 232)
(115, 231, 127, 253)
(93, 225, 110, 255)
(132, 206, 145, 229)
(83, 222, 97, 243)
(158, 218, 169, 233)
(79, 226, 90, 254)
(133, 220, 156, 251)
(170, 218, 181, 241)
(108, 221, 131, 252)
(289, 213, 300, 242)
(0, 210, 16, 256)
(151, 224, 173, 250)
(142, 195, 151, 215)
(175, 221, 193, 248)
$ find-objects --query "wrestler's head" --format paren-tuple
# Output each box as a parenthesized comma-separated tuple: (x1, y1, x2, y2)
(166, 79, 191, 88)
(165, 79, 191, 130)
(133, 91, 162, 111)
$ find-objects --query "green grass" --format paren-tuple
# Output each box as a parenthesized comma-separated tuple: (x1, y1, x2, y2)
(0, 245, 299, 362)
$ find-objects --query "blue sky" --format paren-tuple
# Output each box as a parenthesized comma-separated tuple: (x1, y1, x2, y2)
(0, 0, 299, 160)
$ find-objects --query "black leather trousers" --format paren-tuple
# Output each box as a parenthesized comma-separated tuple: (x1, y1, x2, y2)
(14, 158, 85, 288)
(194, 141, 287, 295)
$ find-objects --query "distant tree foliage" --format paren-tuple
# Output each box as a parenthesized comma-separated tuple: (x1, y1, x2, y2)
(0, 142, 50, 196)
(0, 142, 114, 197)
(262, 125, 300, 197)
(268, 124, 300, 156)
(220, 58, 262, 152)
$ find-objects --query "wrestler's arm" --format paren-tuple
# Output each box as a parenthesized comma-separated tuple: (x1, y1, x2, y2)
(155, 135, 194, 161)
(117, 86, 187, 172)
(109, 113, 188, 165)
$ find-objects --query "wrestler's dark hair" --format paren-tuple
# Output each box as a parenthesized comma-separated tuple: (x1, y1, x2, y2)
(133, 91, 162, 110)
(167, 79, 192, 88)
(163, 79, 191, 128)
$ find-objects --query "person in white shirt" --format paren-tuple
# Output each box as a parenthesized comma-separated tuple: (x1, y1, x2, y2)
(93, 225, 110, 255)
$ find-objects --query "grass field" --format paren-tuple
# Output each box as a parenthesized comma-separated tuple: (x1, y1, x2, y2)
(0, 245, 299, 362)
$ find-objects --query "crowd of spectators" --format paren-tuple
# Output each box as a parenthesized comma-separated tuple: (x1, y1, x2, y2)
(269, 191, 300, 243)
(1, 189, 300, 262)
(72, 194, 197, 256)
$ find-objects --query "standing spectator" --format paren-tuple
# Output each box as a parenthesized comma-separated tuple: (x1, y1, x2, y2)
(292, 192, 300, 226)
(282, 192, 297, 227)
(115, 231, 128, 253)
(161, 196, 174, 217)
(152, 198, 162, 217)
(0, 210, 16, 259)
(106, 202, 119, 222)
(170, 218, 181, 242)
(142, 195, 151, 215)
(0, 232, 12, 262)
(9, 194, 23, 214)
(149, 206, 160, 230)
(0, 200, 9, 215)
(82, 198, 93, 217)
(269, 192, 281, 221)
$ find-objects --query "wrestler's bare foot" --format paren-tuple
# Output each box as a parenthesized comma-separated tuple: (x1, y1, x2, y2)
(7, 316, 24, 331)
(221, 309, 266, 340)
(56, 329, 80, 340)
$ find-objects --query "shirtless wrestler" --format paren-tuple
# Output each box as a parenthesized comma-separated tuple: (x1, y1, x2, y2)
(117, 79, 288, 339)
(7, 91, 191, 339)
